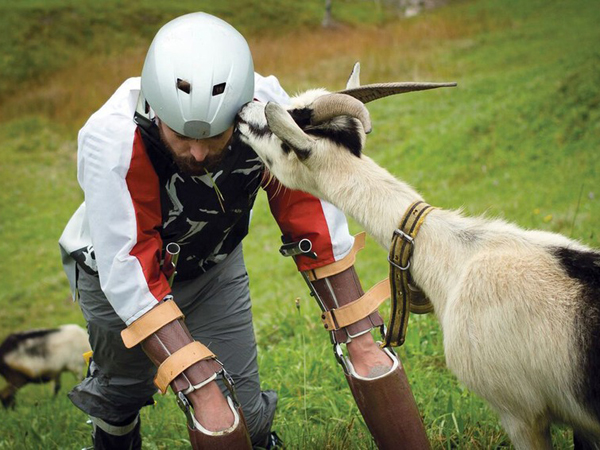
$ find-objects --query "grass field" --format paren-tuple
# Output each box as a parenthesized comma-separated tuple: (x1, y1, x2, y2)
(0, 0, 598, 448)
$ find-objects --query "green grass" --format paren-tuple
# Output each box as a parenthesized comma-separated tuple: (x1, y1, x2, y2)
(0, 0, 599, 448)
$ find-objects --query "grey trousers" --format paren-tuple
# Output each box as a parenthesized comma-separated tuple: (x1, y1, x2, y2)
(68, 244, 277, 447)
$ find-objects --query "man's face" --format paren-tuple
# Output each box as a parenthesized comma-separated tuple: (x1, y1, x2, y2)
(157, 120, 234, 175)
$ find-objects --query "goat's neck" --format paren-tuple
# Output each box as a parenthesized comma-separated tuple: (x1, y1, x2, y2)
(317, 154, 470, 314)
(318, 154, 424, 250)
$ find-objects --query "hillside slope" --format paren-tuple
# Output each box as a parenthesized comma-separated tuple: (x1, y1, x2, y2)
(0, 0, 598, 448)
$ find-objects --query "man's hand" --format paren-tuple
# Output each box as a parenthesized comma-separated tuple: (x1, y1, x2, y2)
(187, 381, 235, 431)
(346, 332, 392, 378)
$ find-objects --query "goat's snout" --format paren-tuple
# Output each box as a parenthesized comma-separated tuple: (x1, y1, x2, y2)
(236, 101, 270, 140)
(237, 101, 267, 126)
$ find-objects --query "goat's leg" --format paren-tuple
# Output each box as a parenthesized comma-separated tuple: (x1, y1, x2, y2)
(1, 384, 19, 408)
(53, 373, 62, 396)
(500, 414, 553, 450)
(0, 370, 29, 408)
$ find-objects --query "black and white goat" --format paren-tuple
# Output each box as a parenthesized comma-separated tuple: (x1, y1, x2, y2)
(236, 70, 600, 449)
(0, 324, 91, 408)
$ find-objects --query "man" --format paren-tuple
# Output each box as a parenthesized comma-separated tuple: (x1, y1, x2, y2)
(59, 12, 428, 450)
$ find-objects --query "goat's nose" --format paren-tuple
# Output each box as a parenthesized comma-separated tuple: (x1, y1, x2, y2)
(189, 141, 210, 162)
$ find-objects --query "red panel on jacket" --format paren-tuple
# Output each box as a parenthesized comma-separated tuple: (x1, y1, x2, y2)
(125, 128, 171, 301)
(264, 177, 336, 271)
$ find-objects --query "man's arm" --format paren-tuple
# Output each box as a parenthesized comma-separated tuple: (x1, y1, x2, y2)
(263, 181, 386, 366)
(264, 178, 430, 449)
(77, 81, 170, 325)
(78, 82, 252, 446)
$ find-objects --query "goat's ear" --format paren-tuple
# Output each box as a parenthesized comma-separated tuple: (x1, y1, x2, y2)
(265, 102, 314, 159)
(346, 62, 361, 89)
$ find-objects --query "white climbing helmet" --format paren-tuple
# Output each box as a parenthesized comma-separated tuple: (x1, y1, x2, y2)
(141, 12, 254, 139)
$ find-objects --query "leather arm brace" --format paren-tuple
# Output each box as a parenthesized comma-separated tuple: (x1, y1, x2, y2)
(121, 300, 222, 395)
(122, 301, 252, 449)
(303, 233, 386, 344)
(309, 266, 385, 343)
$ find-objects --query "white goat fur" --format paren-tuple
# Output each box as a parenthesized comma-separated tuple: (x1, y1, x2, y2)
(237, 90, 600, 449)
(0, 324, 91, 407)
(4, 325, 89, 375)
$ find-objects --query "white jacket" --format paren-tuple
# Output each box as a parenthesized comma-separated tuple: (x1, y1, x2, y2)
(60, 75, 354, 326)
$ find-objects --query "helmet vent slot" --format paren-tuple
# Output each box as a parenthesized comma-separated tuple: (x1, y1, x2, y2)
(176, 79, 191, 94)
(212, 82, 226, 96)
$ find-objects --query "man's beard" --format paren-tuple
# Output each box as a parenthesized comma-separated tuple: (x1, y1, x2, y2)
(158, 129, 230, 175)
(169, 151, 226, 175)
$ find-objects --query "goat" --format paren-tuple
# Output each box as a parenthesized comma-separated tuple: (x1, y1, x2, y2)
(0, 324, 91, 408)
(236, 69, 600, 449)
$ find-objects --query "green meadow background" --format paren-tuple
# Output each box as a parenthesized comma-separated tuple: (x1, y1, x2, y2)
(0, 0, 598, 448)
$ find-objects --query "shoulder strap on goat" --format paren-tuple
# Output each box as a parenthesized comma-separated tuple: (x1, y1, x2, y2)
(384, 201, 435, 347)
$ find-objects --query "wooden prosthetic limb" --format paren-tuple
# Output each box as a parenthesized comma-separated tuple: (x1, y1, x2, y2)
(344, 348, 431, 450)
(301, 234, 430, 450)
(121, 300, 252, 450)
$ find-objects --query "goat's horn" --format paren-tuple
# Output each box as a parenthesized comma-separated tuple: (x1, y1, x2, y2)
(311, 93, 372, 134)
(338, 82, 457, 104)
(265, 102, 314, 152)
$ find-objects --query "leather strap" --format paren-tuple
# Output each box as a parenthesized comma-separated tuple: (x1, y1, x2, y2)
(121, 300, 184, 349)
(154, 342, 216, 394)
(385, 201, 435, 347)
(142, 320, 224, 394)
(305, 232, 366, 281)
(307, 265, 384, 344)
(321, 278, 390, 331)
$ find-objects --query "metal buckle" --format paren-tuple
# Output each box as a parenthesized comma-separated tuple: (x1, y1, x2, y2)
(333, 343, 350, 375)
(175, 366, 239, 431)
(176, 392, 195, 429)
(219, 366, 242, 407)
(221, 367, 235, 392)
(388, 256, 410, 271)
(393, 228, 414, 244)
(389, 229, 413, 271)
